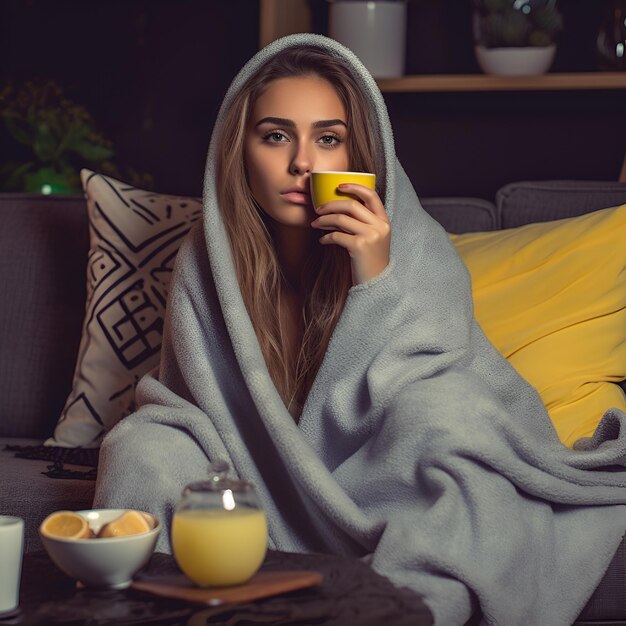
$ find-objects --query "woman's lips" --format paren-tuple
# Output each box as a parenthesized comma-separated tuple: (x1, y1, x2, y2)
(281, 191, 311, 205)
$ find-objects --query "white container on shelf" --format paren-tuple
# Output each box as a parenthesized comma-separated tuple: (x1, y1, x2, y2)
(329, 1, 407, 78)
(474, 45, 557, 76)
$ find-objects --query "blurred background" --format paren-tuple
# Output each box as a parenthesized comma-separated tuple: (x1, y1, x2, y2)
(1, 0, 624, 200)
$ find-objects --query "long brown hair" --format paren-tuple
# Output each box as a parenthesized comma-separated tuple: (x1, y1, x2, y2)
(216, 45, 379, 418)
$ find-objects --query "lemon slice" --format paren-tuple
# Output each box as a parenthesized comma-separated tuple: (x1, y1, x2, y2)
(97, 510, 152, 538)
(40, 511, 90, 539)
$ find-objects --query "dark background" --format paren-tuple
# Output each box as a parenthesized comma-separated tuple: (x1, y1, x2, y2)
(1, 0, 624, 200)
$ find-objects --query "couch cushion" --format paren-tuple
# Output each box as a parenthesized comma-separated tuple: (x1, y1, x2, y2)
(0, 438, 95, 553)
(497, 180, 626, 228)
(46, 170, 202, 447)
(420, 197, 498, 233)
(0, 194, 88, 438)
(451, 203, 626, 447)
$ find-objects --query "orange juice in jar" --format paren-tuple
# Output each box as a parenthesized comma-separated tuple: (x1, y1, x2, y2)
(172, 462, 267, 587)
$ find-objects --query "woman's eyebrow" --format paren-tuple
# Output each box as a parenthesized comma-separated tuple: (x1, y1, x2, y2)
(312, 119, 347, 129)
(255, 117, 295, 128)
(254, 117, 347, 129)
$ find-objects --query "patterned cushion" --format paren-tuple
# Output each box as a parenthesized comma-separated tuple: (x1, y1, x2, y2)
(46, 170, 202, 447)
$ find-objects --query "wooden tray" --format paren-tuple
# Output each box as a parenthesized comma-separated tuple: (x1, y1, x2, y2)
(131, 570, 323, 606)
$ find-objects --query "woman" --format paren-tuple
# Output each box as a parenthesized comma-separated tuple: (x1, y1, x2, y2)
(94, 35, 626, 625)
(218, 44, 390, 417)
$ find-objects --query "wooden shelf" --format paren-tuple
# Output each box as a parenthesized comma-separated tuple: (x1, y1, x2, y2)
(376, 72, 626, 93)
(258, 2, 626, 94)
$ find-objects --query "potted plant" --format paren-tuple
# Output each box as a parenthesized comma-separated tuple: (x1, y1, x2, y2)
(472, 0, 564, 75)
(0, 80, 151, 194)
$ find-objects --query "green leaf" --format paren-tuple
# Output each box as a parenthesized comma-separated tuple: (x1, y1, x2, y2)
(69, 139, 114, 162)
(3, 114, 34, 146)
(46, 114, 64, 140)
(33, 126, 59, 162)
(61, 123, 91, 153)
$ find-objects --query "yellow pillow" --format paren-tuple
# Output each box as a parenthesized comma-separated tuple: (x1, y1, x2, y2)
(450, 204, 626, 448)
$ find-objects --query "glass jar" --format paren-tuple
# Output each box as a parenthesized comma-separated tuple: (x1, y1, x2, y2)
(171, 461, 267, 587)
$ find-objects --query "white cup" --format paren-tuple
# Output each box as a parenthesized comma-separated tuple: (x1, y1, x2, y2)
(0, 516, 24, 616)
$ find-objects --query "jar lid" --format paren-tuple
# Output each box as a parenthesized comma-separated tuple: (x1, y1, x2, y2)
(183, 461, 254, 495)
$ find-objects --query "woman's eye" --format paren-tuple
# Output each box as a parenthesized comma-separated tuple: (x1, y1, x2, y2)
(319, 135, 341, 147)
(264, 131, 288, 143)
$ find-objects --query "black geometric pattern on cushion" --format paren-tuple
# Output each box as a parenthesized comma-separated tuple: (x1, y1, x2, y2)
(87, 246, 120, 292)
(48, 393, 106, 450)
(46, 169, 202, 448)
(84, 221, 136, 327)
(62, 392, 104, 426)
(97, 279, 163, 370)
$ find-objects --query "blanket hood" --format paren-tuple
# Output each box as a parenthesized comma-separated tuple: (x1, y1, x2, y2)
(202, 35, 396, 378)
(199, 34, 475, 432)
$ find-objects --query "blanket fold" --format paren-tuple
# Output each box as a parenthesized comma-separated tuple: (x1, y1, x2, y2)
(95, 34, 626, 625)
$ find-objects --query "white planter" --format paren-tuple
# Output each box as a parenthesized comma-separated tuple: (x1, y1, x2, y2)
(474, 45, 557, 76)
(329, 1, 407, 78)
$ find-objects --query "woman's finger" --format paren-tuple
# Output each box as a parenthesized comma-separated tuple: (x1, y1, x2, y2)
(313, 199, 379, 225)
(318, 230, 355, 251)
(335, 183, 388, 221)
(311, 213, 371, 235)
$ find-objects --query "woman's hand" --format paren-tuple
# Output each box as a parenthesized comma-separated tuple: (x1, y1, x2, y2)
(311, 183, 391, 285)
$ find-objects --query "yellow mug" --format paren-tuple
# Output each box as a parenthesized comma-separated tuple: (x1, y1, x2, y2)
(310, 170, 376, 209)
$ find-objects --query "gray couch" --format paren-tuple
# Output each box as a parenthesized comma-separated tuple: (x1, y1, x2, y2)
(2, 180, 626, 623)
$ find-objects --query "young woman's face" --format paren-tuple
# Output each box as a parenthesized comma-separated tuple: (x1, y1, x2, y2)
(245, 75, 349, 228)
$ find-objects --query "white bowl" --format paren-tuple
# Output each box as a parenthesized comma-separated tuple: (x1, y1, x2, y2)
(39, 509, 161, 589)
(474, 45, 556, 76)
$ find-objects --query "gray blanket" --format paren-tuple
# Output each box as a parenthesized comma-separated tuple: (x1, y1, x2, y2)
(94, 34, 626, 625)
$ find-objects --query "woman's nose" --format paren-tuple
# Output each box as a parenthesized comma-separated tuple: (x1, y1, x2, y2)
(289, 143, 312, 175)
